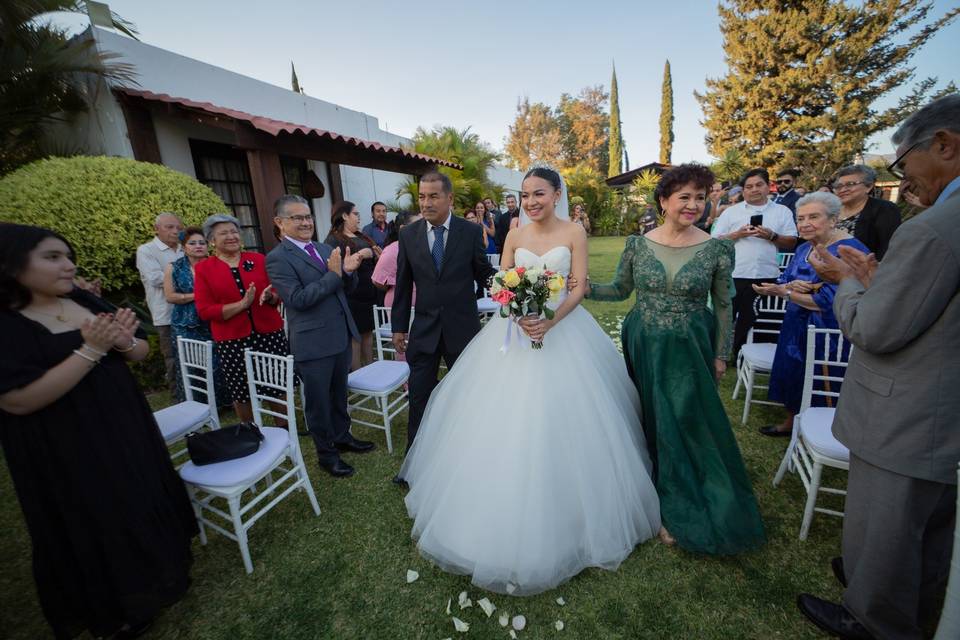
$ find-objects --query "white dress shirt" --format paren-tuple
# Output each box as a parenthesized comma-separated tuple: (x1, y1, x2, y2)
(135, 237, 183, 326)
(426, 212, 452, 252)
(711, 200, 797, 279)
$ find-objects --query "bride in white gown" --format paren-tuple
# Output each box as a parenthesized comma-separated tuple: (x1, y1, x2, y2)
(399, 166, 661, 596)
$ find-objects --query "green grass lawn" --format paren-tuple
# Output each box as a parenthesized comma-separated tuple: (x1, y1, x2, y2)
(0, 236, 846, 639)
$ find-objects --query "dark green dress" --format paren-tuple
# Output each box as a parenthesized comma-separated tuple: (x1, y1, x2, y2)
(589, 235, 765, 555)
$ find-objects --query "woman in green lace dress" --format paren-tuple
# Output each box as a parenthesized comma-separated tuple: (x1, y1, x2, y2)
(588, 164, 765, 555)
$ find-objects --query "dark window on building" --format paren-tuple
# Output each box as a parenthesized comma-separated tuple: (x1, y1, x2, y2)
(279, 156, 317, 240)
(190, 140, 263, 251)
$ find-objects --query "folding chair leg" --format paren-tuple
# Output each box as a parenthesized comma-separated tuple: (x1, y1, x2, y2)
(295, 450, 321, 516)
(381, 395, 393, 454)
(772, 442, 793, 486)
(732, 355, 743, 399)
(187, 484, 207, 545)
(799, 462, 823, 541)
(228, 494, 253, 574)
(741, 366, 754, 425)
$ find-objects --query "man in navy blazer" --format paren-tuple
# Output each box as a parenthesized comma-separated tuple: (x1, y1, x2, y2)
(266, 195, 374, 478)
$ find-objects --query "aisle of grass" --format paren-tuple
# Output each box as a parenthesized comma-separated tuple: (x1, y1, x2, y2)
(0, 236, 845, 639)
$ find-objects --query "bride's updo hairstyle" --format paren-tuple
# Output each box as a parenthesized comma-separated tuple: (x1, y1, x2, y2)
(523, 166, 562, 192)
(653, 163, 715, 214)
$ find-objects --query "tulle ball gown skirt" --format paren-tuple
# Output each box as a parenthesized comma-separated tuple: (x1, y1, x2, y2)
(400, 307, 662, 595)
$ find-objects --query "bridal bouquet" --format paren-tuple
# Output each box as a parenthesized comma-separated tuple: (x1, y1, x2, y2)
(489, 266, 565, 349)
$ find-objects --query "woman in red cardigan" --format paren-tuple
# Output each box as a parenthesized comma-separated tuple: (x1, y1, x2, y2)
(194, 214, 287, 423)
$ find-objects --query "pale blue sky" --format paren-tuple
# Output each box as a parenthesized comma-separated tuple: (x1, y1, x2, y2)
(56, 0, 958, 165)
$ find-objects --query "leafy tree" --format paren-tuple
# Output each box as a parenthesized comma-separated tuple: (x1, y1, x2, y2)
(397, 126, 504, 212)
(710, 148, 749, 184)
(659, 60, 674, 165)
(0, 1, 138, 175)
(557, 86, 609, 174)
(631, 169, 661, 205)
(696, 0, 958, 183)
(504, 97, 564, 170)
(608, 64, 623, 177)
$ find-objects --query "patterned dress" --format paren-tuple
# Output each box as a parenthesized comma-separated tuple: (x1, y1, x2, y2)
(169, 256, 228, 404)
(589, 235, 766, 555)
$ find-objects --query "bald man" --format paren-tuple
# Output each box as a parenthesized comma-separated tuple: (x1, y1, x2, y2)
(136, 212, 184, 396)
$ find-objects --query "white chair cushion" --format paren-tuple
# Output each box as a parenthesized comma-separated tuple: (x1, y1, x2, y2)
(348, 360, 409, 393)
(477, 297, 499, 314)
(155, 401, 210, 443)
(377, 321, 392, 338)
(179, 426, 290, 487)
(799, 407, 849, 461)
(741, 343, 776, 370)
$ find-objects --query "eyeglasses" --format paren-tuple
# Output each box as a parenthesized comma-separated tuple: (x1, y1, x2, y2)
(775, 179, 793, 185)
(832, 180, 866, 191)
(284, 215, 314, 223)
(185, 240, 207, 246)
(887, 137, 932, 179)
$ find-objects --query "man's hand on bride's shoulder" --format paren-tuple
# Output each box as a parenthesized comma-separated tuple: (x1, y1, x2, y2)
(566, 275, 580, 291)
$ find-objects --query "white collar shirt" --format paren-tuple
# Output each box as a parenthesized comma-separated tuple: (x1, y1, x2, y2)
(135, 236, 183, 326)
(426, 213, 452, 252)
(710, 200, 798, 279)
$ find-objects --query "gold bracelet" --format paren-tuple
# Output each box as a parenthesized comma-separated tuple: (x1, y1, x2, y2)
(114, 337, 138, 353)
(72, 349, 101, 365)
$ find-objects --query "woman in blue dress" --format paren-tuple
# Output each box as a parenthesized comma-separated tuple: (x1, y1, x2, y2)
(752, 192, 869, 437)
(162, 226, 227, 404)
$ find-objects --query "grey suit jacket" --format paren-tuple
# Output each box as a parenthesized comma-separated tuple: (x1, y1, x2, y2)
(832, 188, 960, 484)
(266, 239, 359, 362)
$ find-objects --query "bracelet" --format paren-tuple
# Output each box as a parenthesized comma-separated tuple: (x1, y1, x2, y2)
(114, 337, 138, 353)
(770, 232, 779, 242)
(72, 349, 101, 365)
(79, 343, 108, 357)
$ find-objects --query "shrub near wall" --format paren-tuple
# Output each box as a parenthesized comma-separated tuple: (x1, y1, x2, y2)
(0, 156, 226, 291)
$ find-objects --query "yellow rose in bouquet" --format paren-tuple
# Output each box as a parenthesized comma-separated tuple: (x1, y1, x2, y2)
(502, 269, 522, 288)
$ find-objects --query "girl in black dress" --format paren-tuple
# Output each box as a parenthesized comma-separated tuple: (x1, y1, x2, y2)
(0, 224, 196, 639)
(325, 201, 380, 370)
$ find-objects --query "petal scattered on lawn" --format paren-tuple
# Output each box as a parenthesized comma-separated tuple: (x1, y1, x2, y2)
(477, 597, 496, 617)
(505, 583, 517, 595)
(556, 597, 566, 606)
(499, 612, 510, 627)
(445, 598, 452, 615)
(509, 631, 517, 640)
(452, 617, 470, 633)
(512, 615, 526, 631)
(555, 620, 565, 631)
(406, 570, 419, 583)
(458, 590, 473, 609)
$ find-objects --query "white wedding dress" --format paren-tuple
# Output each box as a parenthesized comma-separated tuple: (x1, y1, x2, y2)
(400, 246, 661, 596)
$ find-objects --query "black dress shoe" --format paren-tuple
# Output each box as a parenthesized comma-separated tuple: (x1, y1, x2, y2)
(319, 459, 355, 478)
(796, 594, 873, 639)
(759, 424, 793, 437)
(831, 556, 847, 588)
(335, 437, 376, 453)
(392, 475, 408, 488)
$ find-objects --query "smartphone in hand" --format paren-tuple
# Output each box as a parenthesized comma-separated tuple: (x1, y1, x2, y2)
(749, 213, 764, 227)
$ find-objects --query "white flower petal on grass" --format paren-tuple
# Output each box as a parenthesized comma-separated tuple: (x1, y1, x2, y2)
(499, 612, 510, 627)
(505, 583, 517, 595)
(555, 620, 565, 631)
(458, 590, 473, 609)
(406, 569, 419, 583)
(512, 615, 526, 631)
(445, 598, 452, 615)
(556, 597, 566, 606)
(452, 617, 470, 633)
(509, 631, 517, 640)
(477, 597, 496, 617)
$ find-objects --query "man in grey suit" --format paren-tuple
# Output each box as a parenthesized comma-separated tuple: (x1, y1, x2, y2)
(799, 95, 960, 639)
(266, 195, 375, 478)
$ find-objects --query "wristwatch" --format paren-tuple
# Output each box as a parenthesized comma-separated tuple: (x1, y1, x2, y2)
(770, 231, 779, 242)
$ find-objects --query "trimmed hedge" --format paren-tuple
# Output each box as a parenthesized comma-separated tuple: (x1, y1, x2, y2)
(0, 155, 227, 291)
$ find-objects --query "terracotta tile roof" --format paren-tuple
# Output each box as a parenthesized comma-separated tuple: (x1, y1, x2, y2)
(115, 88, 462, 170)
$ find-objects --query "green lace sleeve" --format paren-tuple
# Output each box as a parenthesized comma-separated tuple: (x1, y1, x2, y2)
(711, 240, 735, 360)
(588, 236, 637, 302)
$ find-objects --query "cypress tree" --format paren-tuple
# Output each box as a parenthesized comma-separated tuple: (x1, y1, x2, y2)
(659, 60, 674, 165)
(608, 63, 623, 177)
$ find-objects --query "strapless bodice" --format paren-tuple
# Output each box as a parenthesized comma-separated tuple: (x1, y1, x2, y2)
(514, 246, 571, 274)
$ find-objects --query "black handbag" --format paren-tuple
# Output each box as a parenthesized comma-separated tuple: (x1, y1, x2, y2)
(186, 422, 264, 466)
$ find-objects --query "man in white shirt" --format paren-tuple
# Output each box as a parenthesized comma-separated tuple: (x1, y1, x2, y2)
(136, 212, 184, 395)
(711, 168, 798, 361)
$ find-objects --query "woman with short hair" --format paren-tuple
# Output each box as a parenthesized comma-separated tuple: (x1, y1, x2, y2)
(831, 164, 901, 260)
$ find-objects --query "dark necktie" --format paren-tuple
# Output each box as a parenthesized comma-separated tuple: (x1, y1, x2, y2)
(304, 243, 327, 272)
(431, 225, 445, 272)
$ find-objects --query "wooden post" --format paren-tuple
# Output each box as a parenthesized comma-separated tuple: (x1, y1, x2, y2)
(246, 149, 285, 251)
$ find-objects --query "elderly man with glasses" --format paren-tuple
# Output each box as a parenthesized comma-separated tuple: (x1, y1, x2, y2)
(831, 164, 902, 260)
(799, 94, 960, 640)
